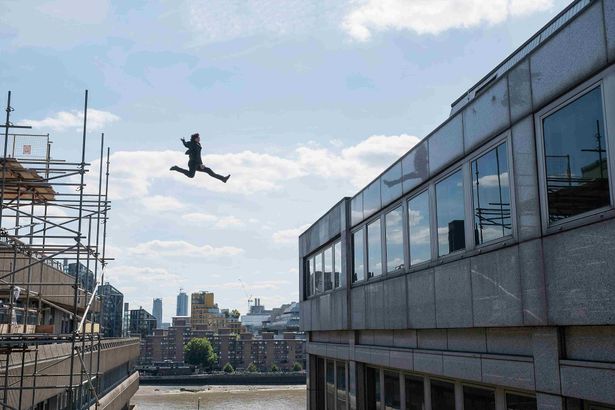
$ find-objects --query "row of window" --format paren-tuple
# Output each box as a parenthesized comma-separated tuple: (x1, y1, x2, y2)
(305, 241, 344, 297)
(351, 138, 512, 283)
(367, 366, 537, 410)
(303, 81, 610, 290)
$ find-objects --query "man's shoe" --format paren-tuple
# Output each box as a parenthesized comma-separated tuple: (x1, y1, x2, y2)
(223, 174, 231, 183)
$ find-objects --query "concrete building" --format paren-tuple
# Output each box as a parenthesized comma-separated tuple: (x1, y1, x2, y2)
(191, 291, 226, 332)
(153, 297, 162, 328)
(129, 307, 157, 339)
(99, 282, 124, 338)
(241, 298, 273, 334)
(299, 1, 615, 409)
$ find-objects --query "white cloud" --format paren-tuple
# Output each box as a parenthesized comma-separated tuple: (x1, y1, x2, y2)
(272, 224, 311, 244)
(182, 212, 245, 229)
(474, 172, 510, 188)
(23, 109, 119, 132)
(141, 195, 185, 212)
(212, 279, 290, 291)
(105, 265, 181, 285)
(88, 133, 419, 200)
(342, 0, 554, 40)
(128, 239, 244, 257)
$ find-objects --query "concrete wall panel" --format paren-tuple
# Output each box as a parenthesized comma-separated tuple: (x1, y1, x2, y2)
(560, 363, 615, 405)
(486, 328, 533, 356)
(532, 328, 561, 394)
(463, 78, 510, 151)
(417, 329, 447, 351)
(481, 358, 535, 391)
(530, 2, 607, 108)
(604, 0, 615, 62)
(544, 220, 615, 325)
(407, 269, 436, 328)
(565, 326, 615, 362)
(442, 354, 482, 382)
(446, 328, 486, 353)
(414, 352, 443, 375)
(428, 115, 464, 176)
(508, 59, 533, 123)
(518, 239, 548, 325)
(389, 349, 413, 371)
(366, 281, 385, 329)
(393, 330, 418, 349)
(511, 116, 541, 241)
(384, 275, 408, 329)
(470, 247, 523, 327)
(435, 260, 473, 328)
(351, 286, 366, 329)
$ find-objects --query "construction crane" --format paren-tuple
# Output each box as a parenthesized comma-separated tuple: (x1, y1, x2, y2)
(237, 278, 253, 314)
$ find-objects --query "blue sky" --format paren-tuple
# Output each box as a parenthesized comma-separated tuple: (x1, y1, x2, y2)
(0, 0, 569, 321)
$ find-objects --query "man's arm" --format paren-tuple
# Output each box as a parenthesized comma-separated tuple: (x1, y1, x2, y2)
(181, 138, 190, 148)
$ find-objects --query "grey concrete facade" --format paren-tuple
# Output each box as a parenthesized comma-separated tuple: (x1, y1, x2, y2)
(299, 1, 615, 409)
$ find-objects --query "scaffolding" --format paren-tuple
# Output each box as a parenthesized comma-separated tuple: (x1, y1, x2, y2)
(0, 90, 113, 409)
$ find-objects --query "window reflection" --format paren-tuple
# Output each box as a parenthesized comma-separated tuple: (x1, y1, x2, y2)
(336, 363, 347, 409)
(324, 247, 333, 291)
(305, 258, 313, 298)
(334, 241, 343, 288)
(386, 207, 405, 272)
(431, 380, 455, 410)
(384, 371, 401, 410)
(463, 386, 495, 410)
(408, 191, 431, 265)
(543, 86, 610, 222)
(436, 170, 465, 256)
(315, 253, 323, 294)
(352, 228, 365, 282)
(506, 393, 537, 410)
(366, 367, 381, 410)
(326, 360, 335, 410)
(405, 376, 424, 410)
(367, 219, 382, 278)
(472, 142, 511, 245)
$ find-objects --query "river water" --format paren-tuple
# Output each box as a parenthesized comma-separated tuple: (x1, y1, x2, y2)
(133, 385, 306, 409)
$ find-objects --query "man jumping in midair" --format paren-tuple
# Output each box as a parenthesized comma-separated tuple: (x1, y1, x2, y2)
(170, 133, 230, 183)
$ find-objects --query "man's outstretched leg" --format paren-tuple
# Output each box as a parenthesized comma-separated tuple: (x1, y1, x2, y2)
(170, 164, 196, 178)
(199, 165, 230, 183)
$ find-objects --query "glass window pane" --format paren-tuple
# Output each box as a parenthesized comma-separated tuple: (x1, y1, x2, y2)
(324, 247, 333, 291)
(408, 191, 431, 265)
(543, 87, 609, 222)
(310, 257, 315, 296)
(334, 241, 343, 288)
(382, 161, 403, 206)
(402, 142, 429, 194)
(305, 258, 312, 297)
(463, 386, 495, 410)
(431, 380, 455, 410)
(506, 393, 537, 410)
(336, 363, 347, 409)
(352, 228, 365, 282)
(315, 254, 323, 294)
(384, 371, 401, 410)
(405, 375, 424, 410)
(366, 367, 381, 410)
(386, 207, 405, 272)
(326, 360, 335, 410)
(367, 219, 382, 278)
(436, 170, 465, 256)
(472, 142, 512, 245)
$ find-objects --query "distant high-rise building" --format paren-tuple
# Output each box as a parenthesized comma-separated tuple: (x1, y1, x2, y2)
(99, 282, 124, 337)
(152, 298, 163, 328)
(176, 289, 188, 316)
